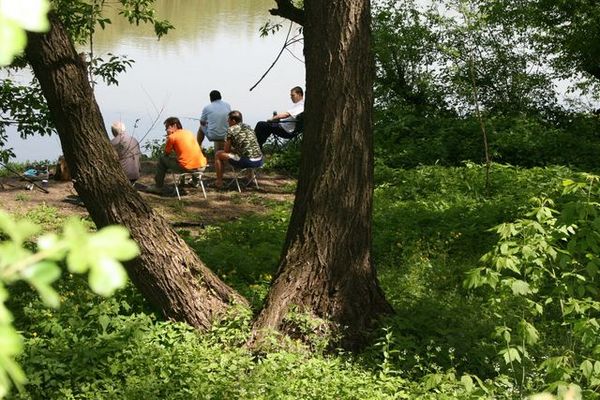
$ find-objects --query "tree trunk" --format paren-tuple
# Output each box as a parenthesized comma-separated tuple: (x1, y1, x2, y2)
(253, 0, 393, 349)
(25, 14, 245, 329)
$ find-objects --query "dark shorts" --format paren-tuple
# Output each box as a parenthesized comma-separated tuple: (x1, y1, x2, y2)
(229, 156, 263, 169)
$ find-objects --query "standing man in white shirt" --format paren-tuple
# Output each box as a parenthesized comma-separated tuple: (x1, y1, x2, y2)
(254, 86, 304, 149)
(197, 90, 231, 154)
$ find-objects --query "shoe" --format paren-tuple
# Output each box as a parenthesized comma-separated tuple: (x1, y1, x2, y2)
(146, 184, 163, 194)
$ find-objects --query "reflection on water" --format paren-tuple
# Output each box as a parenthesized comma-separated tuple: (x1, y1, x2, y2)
(94, 0, 278, 46)
(7, 0, 305, 161)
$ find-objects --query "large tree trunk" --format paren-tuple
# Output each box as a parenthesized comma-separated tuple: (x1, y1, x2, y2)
(25, 14, 245, 328)
(253, 0, 393, 348)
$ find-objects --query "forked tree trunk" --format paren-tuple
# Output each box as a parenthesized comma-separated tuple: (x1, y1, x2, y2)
(253, 0, 393, 348)
(25, 14, 245, 328)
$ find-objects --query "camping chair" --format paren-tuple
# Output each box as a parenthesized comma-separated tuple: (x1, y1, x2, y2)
(172, 168, 207, 200)
(227, 165, 261, 192)
(270, 112, 304, 152)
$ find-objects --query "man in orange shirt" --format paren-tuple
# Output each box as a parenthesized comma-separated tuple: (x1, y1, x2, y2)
(150, 116, 206, 192)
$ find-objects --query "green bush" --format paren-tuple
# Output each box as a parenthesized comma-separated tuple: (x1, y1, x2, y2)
(7, 164, 600, 399)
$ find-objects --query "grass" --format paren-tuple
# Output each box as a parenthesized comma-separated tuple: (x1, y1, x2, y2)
(5, 163, 597, 399)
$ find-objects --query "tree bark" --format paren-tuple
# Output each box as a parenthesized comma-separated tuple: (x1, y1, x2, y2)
(253, 0, 393, 349)
(25, 14, 245, 329)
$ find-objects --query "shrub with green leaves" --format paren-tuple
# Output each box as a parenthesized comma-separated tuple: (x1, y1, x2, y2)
(465, 173, 600, 397)
(0, 210, 138, 398)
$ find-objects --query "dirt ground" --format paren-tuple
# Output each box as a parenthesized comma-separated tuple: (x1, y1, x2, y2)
(0, 160, 296, 228)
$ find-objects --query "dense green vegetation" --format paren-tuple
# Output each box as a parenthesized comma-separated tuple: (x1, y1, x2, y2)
(3, 0, 600, 398)
(3, 163, 597, 399)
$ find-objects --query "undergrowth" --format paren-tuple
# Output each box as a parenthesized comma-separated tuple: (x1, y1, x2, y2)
(5, 163, 598, 399)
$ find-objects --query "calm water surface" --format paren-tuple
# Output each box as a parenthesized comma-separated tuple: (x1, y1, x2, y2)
(7, 0, 305, 161)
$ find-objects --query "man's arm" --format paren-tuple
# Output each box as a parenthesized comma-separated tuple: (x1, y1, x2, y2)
(271, 111, 290, 120)
(165, 135, 173, 155)
(199, 107, 208, 129)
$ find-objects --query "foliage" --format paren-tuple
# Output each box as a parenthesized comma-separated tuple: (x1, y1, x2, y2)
(89, 53, 135, 87)
(0, 209, 138, 398)
(262, 139, 302, 176)
(371, 0, 600, 173)
(374, 106, 600, 171)
(3, 164, 599, 399)
(141, 138, 164, 160)
(51, 0, 173, 45)
(185, 203, 290, 309)
(464, 173, 600, 397)
(483, 0, 600, 85)
(0, 0, 171, 162)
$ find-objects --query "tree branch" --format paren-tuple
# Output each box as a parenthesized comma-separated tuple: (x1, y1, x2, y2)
(269, 0, 305, 26)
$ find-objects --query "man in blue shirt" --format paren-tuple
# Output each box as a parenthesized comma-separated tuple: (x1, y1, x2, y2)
(197, 90, 231, 154)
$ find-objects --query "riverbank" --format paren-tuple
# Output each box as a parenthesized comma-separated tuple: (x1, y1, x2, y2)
(0, 160, 296, 229)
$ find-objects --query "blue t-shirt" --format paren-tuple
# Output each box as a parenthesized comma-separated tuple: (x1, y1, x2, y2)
(200, 99, 231, 141)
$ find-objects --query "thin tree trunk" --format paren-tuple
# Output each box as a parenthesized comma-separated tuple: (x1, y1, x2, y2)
(25, 13, 246, 329)
(253, 0, 393, 349)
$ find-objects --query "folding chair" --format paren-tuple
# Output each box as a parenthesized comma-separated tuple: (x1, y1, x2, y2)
(267, 112, 304, 153)
(172, 168, 206, 200)
(227, 165, 261, 192)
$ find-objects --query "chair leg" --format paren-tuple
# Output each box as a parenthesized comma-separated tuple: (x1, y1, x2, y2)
(234, 175, 242, 192)
(195, 172, 207, 199)
(244, 169, 259, 190)
(251, 169, 259, 189)
(172, 173, 182, 201)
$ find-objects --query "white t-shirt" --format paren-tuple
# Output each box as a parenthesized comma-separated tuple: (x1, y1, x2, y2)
(280, 99, 304, 133)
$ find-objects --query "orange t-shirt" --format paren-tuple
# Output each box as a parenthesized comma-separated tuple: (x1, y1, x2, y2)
(165, 129, 206, 170)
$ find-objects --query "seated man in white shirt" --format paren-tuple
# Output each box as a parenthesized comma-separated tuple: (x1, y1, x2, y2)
(254, 86, 304, 149)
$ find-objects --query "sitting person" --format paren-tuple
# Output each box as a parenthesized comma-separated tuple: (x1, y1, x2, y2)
(197, 90, 231, 154)
(215, 110, 263, 189)
(110, 121, 141, 183)
(149, 116, 207, 193)
(254, 86, 304, 149)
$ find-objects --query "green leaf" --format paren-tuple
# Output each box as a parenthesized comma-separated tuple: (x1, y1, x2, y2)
(520, 321, 539, 345)
(0, 210, 39, 244)
(36, 233, 67, 261)
(88, 256, 128, 297)
(580, 360, 594, 380)
(461, 374, 474, 392)
(31, 282, 60, 308)
(501, 347, 521, 364)
(98, 314, 110, 333)
(90, 225, 139, 260)
(22, 261, 61, 286)
(511, 279, 531, 295)
(66, 246, 89, 273)
(0, 326, 23, 355)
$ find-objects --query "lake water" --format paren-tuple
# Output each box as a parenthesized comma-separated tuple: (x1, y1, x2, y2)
(5, 0, 305, 162)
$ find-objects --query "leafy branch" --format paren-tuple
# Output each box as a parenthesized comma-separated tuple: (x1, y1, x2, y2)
(0, 210, 139, 398)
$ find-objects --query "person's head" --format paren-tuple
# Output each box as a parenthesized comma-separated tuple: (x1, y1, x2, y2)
(290, 86, 303, 103)
(110, 121, 126, 137)
(163, 117, 182, 134)
(227, 110, 243, 126)
(209, 90, 222, 102)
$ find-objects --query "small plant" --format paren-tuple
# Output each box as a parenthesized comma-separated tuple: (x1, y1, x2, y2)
(142, 139, 164, 160)
(0, 209, 139, 398)
(464, 174, 600, 397)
